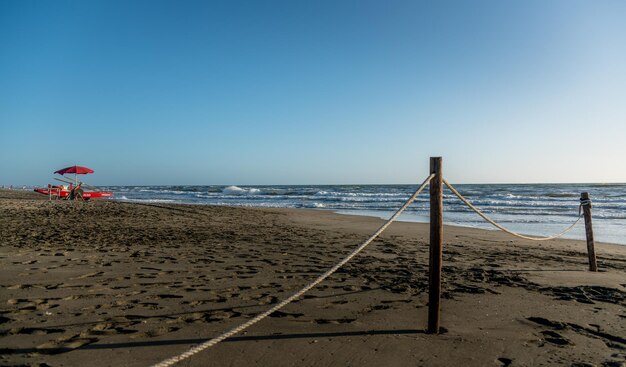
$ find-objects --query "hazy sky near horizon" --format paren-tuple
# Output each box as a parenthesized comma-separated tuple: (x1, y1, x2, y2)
(1, 0, 625, 186)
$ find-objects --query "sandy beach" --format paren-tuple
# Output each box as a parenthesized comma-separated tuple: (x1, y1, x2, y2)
(1, 189, 625, 367)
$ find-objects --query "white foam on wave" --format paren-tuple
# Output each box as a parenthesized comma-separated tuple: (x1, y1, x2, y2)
(314, 191, 405, 198)
(114, 197, 177, 203)
(135, 199, 176, 203)
(223, 186, 261, 195)
(139, 189, 187, 194)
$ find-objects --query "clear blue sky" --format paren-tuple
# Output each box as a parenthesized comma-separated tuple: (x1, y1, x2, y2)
(1, 0, 625, 185)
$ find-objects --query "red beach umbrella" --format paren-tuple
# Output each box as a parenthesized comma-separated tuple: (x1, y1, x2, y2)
(54, 166, 95, 175)
(54, 165, 95, 187)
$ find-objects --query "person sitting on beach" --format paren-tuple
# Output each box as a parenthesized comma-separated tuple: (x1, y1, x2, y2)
(68, 183, 84, 200)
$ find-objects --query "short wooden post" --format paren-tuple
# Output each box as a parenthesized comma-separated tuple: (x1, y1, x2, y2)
(428, 157, 443, 334)
(580, 192, 597, 272)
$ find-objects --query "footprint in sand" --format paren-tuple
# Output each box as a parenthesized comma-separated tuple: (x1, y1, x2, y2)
(173, 309, 242, 324)
(314, 318, 356, 324)
(138, 302, 161, 309)
(7, 284, 31, 290)
(130, 326, 180, 339)
(7, 298, 28, 305)
(541, 330, 571, 346)
(74, 271, 104, 279)
(151, 294, 184, 300)
(36, 334, 99, 354)
(269, 311, 304, 319)
(6, 326, 64, 336)
(497, 357, 513, 367)
(87, 322, 137, 336)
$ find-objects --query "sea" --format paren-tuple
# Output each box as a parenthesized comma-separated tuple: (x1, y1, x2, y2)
(103, 183, 626, 245)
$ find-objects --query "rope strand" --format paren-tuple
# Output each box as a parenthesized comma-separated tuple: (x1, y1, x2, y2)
(152, 174, 435, 367)
(443, 178, 583, 241)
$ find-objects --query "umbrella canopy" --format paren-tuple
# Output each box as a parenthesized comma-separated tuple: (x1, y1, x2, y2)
(54, 166, 95, 175)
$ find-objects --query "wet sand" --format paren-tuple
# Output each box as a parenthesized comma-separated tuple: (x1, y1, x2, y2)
(1, 189, 625, 366)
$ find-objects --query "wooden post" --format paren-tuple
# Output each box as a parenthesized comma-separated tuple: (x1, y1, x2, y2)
(428, 157, 443, 334)
(580, 192, 597, 272)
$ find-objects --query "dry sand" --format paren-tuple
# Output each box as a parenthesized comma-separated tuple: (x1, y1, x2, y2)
(1, 189, 625, 367)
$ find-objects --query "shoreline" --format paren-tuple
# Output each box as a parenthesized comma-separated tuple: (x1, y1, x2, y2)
(1, 190, 625, 366)
(9, 186, 625, 245)
(330, 208, 626, 246)
(112, 195, 626, 247)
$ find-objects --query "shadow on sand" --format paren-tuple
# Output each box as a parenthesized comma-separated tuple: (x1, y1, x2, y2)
(3, 329, 426, 355)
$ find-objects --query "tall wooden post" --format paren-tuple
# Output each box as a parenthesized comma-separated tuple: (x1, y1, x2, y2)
(580, 192, 597, 272)
(428, 157, 443, 334)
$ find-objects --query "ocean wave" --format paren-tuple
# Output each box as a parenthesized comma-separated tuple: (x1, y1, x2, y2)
(114, 197, 178, 203)
(314, 190, 408, 198)
(222, 186, 262, 195)
(544, 192, 579, 198)
(139, 189, 188, 195)
(104, 184, 626, 230)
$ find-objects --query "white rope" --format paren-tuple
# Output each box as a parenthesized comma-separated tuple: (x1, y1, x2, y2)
(152, 174, 435, 367)
(443, 178, 584, 241)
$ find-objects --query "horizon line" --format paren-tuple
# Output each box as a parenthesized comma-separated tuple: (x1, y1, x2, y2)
(4, 181, 626, 187)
